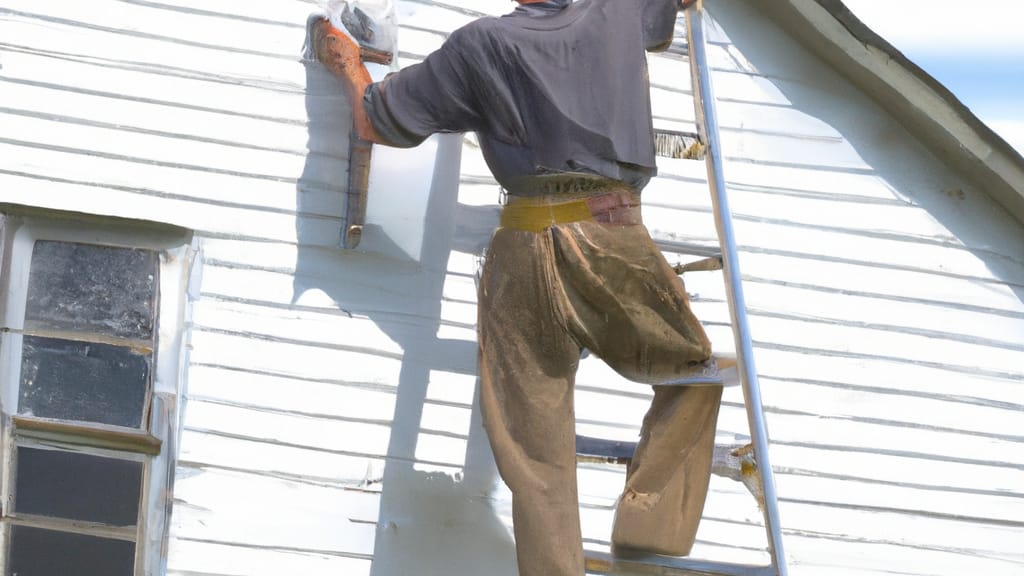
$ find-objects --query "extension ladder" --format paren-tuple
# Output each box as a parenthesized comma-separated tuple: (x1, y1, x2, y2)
(575, 4, 789, 575)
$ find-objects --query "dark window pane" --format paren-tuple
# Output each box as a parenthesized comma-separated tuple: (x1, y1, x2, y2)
(19, 336, 149, 428)
(7, 525, 135, 576)
(15, 447, 142, 526)
(26, 241, 157, 340)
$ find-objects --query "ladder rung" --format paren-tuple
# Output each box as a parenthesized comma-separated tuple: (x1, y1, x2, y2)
(576, 436, 766, 508)
(576, 435, 636, 465)
(585, 551, 775, 576)
(654, 240, 722, 259)
(653, 129, 704, 160)
(674, 256, 723, 274)
(657, 360, 738, 387)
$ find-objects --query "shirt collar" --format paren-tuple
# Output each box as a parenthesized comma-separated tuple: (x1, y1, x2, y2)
(514, 0, 571, 17)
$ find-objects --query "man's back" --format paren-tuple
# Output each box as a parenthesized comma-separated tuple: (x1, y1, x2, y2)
(366, 0, 679, 193)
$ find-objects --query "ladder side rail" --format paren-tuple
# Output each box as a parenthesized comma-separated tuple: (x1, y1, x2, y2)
(684, 5, 788, 575)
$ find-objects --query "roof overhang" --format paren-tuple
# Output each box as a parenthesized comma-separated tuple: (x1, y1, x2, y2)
(760, 0, 1024, 225)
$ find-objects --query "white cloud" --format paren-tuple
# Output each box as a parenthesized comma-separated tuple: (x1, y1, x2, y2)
(988, 120, 1024, 156)
(842, 0, 1024, 53)
(842, 0, 1024, 157)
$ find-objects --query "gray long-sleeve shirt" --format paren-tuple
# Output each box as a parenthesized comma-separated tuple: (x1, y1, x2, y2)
(364, 0, 679, 195)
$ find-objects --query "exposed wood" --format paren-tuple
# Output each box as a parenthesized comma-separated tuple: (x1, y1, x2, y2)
(1, 326, 153, 354)
(585, 551, 774, 576)
(358, 46, 394, 66)
(344, 136, 373, 249)
(12, 416, 162, 456)
(4, 512, 137, 542)
(674, 256, 724, 273)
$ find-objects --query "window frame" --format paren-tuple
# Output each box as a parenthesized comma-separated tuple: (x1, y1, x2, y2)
(0, 205, 196, 576)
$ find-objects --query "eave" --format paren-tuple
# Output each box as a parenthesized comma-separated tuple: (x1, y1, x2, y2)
(762, 0, 1024, 225)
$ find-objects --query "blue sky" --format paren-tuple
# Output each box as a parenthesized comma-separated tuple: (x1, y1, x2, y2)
(842, 0, 1024, 155)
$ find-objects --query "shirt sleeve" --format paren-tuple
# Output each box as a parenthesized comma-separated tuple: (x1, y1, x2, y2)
(640, 0, 680, 52)
(363, 28, 484, 148)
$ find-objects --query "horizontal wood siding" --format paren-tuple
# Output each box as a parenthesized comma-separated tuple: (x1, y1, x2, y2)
(1, 0, 1021, 575)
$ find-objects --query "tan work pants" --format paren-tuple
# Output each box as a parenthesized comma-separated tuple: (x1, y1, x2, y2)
(478, 216, 723, 576)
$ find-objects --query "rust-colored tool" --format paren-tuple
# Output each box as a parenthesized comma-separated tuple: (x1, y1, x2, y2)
(333, 3, 393, 249)
(344, 133, 374, 249)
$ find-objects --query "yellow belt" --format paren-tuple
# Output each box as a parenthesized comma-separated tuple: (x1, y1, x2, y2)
(500, 196, 596, 233)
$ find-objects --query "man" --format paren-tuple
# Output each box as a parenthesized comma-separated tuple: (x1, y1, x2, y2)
(312, 1, 722, 574)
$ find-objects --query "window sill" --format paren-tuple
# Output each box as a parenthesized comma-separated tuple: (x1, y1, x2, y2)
(12, 416, 162, 456)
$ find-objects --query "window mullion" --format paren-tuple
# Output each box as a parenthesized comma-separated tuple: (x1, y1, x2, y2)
(4, 514, 138, 543)
(12, 416, 161, 456)
(1, 327, 153, 356)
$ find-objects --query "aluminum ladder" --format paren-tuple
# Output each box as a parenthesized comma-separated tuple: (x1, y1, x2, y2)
(576, 4, 789, 575)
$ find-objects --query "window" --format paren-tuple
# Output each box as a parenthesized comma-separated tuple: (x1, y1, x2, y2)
(0, 206, 195, 576)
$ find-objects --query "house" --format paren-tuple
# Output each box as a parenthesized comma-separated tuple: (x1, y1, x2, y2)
(0, 0, 1021, 574)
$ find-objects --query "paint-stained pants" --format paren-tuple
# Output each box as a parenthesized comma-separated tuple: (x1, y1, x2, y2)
(477, 218, 723, 576)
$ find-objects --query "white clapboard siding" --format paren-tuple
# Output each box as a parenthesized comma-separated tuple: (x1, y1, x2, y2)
(179, 427, 389, 488)
(0, 79, 312, 156)
(0, 3, 308, 84)
(170, 465, 379, 554)
(1, 0, 1022, 575)
(168, 537, 373, 576)
(0, 49, 310, 125)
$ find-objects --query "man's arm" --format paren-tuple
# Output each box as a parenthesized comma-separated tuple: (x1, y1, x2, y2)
(315, 18, 484, 149)
(644, 0, 701, 51)
(311, 18, 384, 144)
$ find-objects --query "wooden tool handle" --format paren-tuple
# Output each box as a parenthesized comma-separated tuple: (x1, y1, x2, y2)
(359, 45, 393, 65)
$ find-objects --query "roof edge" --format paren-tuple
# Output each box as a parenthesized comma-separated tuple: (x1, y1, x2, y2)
(762, 0, 1024, 225)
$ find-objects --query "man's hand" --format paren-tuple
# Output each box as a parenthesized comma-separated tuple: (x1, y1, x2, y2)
(312, 18, 369, 85)
(311, 18, 381, 143)
(680, 0, 699, 9)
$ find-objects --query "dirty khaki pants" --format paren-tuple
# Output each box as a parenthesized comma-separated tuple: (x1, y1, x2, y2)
(477, 199, 723, 576)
